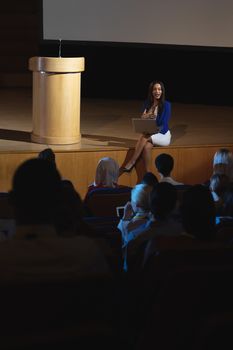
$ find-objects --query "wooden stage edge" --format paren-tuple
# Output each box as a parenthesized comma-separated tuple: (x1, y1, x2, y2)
(1, 143, 233, 199)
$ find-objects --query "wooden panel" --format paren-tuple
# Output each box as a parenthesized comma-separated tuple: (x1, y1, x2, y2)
(55, 150, 130, 197)
(1, 145, 233, 199)
(150, 145, 233, 185)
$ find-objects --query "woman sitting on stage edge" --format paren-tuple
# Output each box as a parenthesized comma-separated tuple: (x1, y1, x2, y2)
(122, 80, 171, 172)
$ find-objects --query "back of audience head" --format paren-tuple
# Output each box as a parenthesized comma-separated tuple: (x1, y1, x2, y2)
(94, 157, 119, 187)
(141, 172, 158, 187)
(209, 173, 230, 197)
(131, 184, 152, 213)
(213, 148, 233, 180)
(11, 158, 62, 225)
(38, 148, 56, 165)
(150, 182, 177, 220)
(213, 148, 233, 166)
(155, 153, 174, 177)
(213, 163, 229, 176)
(181, 184, 216, 240)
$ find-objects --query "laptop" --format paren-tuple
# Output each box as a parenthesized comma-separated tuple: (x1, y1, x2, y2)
(132, 118, 157, 134)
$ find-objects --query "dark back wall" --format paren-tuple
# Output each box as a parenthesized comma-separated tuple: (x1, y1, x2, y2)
(40, 41, 233, 106)
(0, 1, 39, 87)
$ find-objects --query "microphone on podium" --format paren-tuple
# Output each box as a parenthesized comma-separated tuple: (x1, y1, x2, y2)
(58, 38, 62, 57)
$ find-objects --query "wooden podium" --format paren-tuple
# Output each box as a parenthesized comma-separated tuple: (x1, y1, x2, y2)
(29, 57, 85, 144)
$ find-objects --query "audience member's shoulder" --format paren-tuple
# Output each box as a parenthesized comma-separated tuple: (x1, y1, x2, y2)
(85, 184, 101, 195)
(116, 184, 132, 190)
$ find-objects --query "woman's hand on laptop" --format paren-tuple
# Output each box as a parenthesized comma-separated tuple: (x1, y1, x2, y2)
(141, 112, 153, 119)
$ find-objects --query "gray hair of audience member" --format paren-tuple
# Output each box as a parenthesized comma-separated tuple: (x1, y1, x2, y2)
(209, 173, 230, 197)
(150, 182, 177, 220)
(213, 148, 233, 166)
(94, 157, 119, 187)
(131, 184, 152, 212)
(213, 149, 233, 180)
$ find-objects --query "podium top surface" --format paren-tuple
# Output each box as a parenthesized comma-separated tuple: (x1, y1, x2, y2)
(29, 56, 85, 73)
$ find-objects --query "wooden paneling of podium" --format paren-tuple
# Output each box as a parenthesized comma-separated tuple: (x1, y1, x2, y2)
(29, 57, 85, 144)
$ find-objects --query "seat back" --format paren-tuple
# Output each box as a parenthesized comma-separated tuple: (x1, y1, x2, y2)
(84, 187, 132, 217)
(0, 192, 14, 218)
(136, 265, 233, 350)
(174, 184, 193, 205)
(0, 237, 125, 349)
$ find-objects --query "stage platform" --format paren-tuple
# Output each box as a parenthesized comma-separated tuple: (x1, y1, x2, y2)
(0, 88, 233, 198)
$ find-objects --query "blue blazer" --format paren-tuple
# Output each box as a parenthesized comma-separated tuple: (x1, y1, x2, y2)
(142, 100, 171, 134)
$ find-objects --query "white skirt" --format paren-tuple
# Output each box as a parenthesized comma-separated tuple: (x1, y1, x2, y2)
(151, 130, 171, 146)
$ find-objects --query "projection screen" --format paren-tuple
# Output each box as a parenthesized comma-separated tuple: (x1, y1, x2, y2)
(42, 0, 233, 48)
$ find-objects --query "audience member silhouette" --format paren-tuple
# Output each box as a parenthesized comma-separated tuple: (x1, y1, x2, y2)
(86, 157, 125, 197)
(213, 163, 229, 176)
(215, 183, 233, 231)
(204, 157, 231, 189)
(221, 184, 233, 217)
(150, 182, 178, 221)
(11, 158, 63, 231)
(56, 179, 96, 237)
(126, 182, 183, 271)
(180, 184, 216, 240)
(155, 153, 183, 185)
(38, 147, 56, 165)
(141, 172, 158, 187)
(213, 148, 233, 181)
(117, 183, 153, 271)
(209, 173, 230, 213)
(118, 184, 153, 245)
(8, 157, 111, 275)
(11, 158, 88, 235)
(38, 147, 74, 188)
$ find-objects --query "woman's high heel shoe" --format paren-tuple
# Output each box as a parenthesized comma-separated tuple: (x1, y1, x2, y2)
(121, 162, 135, 172)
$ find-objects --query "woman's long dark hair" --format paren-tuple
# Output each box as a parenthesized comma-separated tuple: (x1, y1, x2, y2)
(146, 80, 165, 115)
